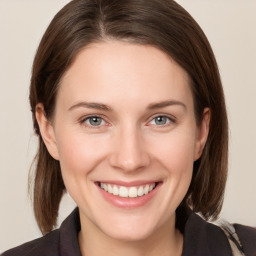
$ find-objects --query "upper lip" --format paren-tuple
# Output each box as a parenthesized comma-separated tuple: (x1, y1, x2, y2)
(96, 180, 161, 187)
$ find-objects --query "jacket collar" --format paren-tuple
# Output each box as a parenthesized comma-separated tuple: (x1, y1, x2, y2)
(59, 208, 81, 256)
(182, 212, 232, 256)
(58, 208, 232, 256)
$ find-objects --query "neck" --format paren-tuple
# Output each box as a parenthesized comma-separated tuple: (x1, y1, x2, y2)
(78, 214, 183, 256)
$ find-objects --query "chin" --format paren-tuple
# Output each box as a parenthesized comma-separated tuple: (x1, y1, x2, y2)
(104, 225, 155, 242)
(97, 214, 162, 242)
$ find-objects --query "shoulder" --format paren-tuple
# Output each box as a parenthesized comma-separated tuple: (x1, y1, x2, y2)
(2, 229, 60, 256)
(234, 223, 256, 256)
(183, 212, 256, 256)
(183, 212, 233, 256)
(2, 208, 81, 256)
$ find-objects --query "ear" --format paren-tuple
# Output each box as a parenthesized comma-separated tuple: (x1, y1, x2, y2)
(194, 108, 210, 161)
(35, 103, 59, 160)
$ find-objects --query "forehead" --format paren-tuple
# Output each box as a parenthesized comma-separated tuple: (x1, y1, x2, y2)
(58, 41, 193, 110)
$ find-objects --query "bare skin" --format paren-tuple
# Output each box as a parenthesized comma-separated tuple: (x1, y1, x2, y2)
(36, 40, 210, 256)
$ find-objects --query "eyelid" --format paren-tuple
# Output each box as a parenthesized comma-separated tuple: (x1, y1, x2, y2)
(78, 113, 176, 128)
(147, 114, 176, 126)
(79, 114, 110, 128)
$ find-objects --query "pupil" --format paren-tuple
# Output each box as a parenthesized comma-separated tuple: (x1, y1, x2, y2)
(90, 117, 101, 126)
(156, 116, 166, 125)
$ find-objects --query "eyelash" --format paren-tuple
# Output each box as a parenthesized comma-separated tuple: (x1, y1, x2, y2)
(80, 115, 109, 128)
(79, 114, 176, 128)
(148, 115, 176, 127)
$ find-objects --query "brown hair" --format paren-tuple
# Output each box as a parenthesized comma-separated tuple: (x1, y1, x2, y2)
(30, 0, 228, 234)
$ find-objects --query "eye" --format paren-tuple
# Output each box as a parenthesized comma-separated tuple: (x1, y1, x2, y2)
(149, 115, 172, 126)
(84, 116, 106, 127)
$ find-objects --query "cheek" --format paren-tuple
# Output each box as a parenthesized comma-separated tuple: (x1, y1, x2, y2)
(56, 131, 109, 177)
(149, 130, 196, 173)
(55, 132, 110, 204)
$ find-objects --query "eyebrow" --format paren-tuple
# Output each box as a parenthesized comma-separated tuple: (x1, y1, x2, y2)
(68, 102, 113, 111)
(68, 100, 186, 112)
(147, 100, 187, 110)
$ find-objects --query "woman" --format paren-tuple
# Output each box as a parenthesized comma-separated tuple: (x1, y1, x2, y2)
(3, 0, 256, 255)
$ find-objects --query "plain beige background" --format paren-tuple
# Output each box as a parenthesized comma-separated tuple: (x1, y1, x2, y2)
(0, 0, 255, 253)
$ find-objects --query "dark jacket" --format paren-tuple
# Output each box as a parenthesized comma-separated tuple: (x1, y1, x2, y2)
(2, 208, 256, 256)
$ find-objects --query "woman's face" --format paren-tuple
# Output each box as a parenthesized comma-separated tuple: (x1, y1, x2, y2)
(38, 41, 209, 241)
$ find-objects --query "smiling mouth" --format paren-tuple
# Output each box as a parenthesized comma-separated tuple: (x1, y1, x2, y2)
(96, 182, 159, 198)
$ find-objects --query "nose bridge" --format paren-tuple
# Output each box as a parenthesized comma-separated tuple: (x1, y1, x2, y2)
(109, 122, 150, 172)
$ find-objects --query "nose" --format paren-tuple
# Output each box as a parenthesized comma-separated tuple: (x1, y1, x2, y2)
(109, 127, 151, 172)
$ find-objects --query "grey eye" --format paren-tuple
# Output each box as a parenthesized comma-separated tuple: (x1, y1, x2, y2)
(150, 116, 170, 126)
(85, 116, 105, 126)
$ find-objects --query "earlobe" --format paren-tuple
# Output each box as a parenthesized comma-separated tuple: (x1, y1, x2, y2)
(35, 103, 59, 160)
(194, 108, 210, 160)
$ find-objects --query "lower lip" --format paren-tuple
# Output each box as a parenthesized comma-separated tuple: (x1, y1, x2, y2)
(97, 183, 161, 208)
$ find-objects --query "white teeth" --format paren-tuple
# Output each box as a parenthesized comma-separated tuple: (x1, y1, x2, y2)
(113, 185, 119, 195)
(137, 186, 144, 196)
(129, 187, 138, 198)
(119, 186, 128, 197)
(107, 184, 113, 194)
(144, 184, 149, 195)
(99, 182, 156, 198)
